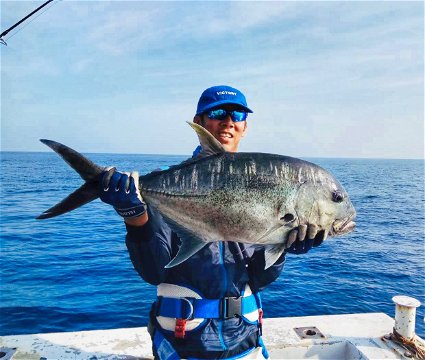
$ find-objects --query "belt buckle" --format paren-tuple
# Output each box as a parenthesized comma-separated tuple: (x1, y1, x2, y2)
(180, 297, 194, 320)
(222, 297, 242, 319)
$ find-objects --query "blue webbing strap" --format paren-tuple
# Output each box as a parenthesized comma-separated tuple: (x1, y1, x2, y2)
(254, 293, 269, 358)
(258, 336, 269, 359)
(157, 294, 259, 319)
(153, 330, 180, 360)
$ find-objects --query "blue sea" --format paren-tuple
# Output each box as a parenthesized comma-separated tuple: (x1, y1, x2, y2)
(1, 152, 424, 339)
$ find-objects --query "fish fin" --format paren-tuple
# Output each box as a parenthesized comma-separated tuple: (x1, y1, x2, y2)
(155, 212, 207, 268)
(165, 236, 207, 268)
(36, 182, 99, 219)
(37, 139, 105, 219)
(256, 223, 284, 243)
(186, 122, 226, 157)
(264, 244, 286, 269)
(40, 139, 104, 181)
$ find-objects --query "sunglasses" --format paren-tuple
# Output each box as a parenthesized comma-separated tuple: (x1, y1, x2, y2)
(206, 108, 248, 122)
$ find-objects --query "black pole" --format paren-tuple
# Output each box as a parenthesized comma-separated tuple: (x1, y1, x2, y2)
(0, 0, 54, 39)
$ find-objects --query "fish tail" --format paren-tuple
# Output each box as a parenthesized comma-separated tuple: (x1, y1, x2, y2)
(36, 139, 105, 220)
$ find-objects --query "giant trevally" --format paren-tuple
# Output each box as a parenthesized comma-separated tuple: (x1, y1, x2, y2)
(37, 122, 356, 269)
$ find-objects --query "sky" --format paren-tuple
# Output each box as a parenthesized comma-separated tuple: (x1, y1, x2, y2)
(1, 1, 424, 159)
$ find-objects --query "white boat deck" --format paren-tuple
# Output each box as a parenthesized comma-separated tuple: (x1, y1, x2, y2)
(1, 312, 424, 359)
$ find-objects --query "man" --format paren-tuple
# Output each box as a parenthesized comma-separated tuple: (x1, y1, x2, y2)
(100, 85, 323, 359)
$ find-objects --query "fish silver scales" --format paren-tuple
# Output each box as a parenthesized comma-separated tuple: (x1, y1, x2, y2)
(140, 150, 352, 254)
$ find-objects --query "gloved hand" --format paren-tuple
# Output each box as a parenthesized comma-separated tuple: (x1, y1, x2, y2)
(285, 224, 325, 255)
(99, 167, 146, 219)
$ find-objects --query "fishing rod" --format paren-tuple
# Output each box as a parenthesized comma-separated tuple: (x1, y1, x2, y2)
(0, 0, 54, 46)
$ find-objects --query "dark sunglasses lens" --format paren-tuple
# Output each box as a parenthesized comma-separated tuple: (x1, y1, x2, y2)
(208, 109, 247, 122)
(231, 111, 247, 122)
(208, 109, 227, 120)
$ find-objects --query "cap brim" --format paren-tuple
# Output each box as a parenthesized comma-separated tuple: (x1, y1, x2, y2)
(197, 100, 253, 115)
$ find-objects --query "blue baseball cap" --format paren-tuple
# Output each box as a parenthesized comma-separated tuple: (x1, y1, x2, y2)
(196, 85, 253, 115)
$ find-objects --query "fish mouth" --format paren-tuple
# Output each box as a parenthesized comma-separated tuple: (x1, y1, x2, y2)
(330, 218, 356, 236)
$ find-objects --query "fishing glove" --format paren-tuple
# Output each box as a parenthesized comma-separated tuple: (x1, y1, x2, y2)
(285, 225, 325, 254)
(99, 167, 146, 219)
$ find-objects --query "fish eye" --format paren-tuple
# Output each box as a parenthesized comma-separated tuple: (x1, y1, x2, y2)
(332, 190, 344, 203)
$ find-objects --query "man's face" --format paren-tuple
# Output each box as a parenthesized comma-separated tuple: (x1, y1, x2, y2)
(194, 104, 248, 153)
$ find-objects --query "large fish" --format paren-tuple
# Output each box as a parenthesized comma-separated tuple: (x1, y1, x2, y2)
(37, 122, 356, 269)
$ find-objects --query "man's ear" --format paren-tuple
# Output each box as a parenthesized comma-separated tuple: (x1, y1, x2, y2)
(242, 121, 248, 137)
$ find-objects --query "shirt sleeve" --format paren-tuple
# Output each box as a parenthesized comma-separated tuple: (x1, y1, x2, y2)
(125, 207, 179, 285)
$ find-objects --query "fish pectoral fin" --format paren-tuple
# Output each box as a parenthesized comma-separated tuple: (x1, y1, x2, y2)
(159, 212, 207, 268)
(165, 236, 207, 268)
(264, 244, 286, 270)
(187, 122, 226, 157)
(254, 225, 286, 269)
(256, 223, 284, 243)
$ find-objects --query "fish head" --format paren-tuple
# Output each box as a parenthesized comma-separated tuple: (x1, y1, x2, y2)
(291, 168, 356, 239)
(278, 166, 356, 242)
(327, 185, 357, 237)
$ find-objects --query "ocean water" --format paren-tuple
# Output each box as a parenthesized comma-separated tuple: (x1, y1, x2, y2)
(1, 152, 424, 339)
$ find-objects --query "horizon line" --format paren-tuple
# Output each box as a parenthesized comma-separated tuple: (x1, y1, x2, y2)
(1, 150, 424, 161)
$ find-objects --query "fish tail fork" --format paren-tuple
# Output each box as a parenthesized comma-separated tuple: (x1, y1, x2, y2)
(36, 139, 105, 219)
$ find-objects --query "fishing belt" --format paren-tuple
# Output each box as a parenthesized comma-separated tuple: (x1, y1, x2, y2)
(154, 283, 263, 339)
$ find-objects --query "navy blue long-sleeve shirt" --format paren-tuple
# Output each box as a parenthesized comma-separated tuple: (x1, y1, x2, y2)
(125, 207, 285, 358)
